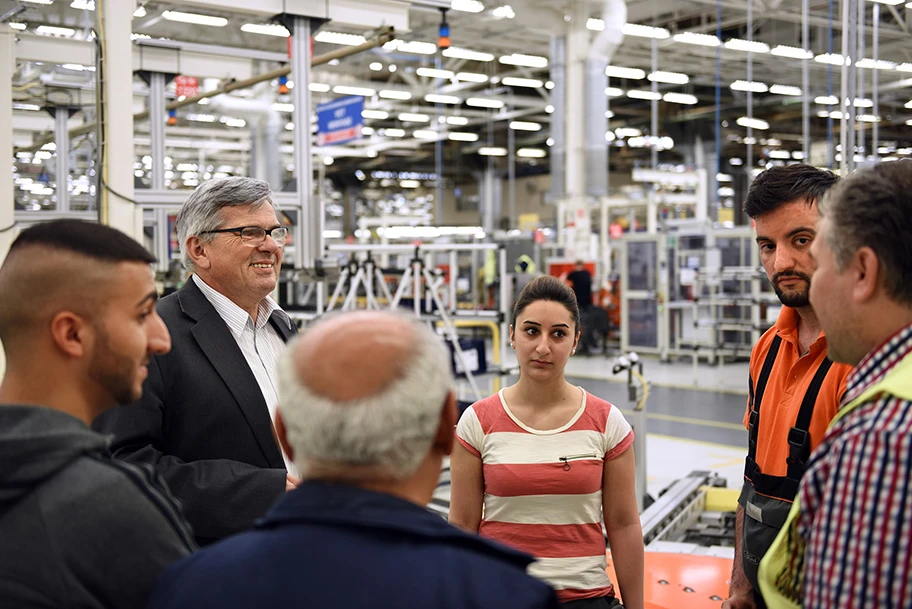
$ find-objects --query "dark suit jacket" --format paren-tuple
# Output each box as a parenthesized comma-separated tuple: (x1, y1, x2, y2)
(146, 482, 560, 609)
(94, 280, 296, 544)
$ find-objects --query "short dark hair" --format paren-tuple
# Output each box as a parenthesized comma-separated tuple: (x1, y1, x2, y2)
(10, 219, 156, 263)
(743, 164, 839, 218)
(512, 275, 581, 332)
(821, 160, 912, 306)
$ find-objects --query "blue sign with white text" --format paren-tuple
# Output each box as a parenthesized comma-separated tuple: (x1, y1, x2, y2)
(316, 96, 364, 146)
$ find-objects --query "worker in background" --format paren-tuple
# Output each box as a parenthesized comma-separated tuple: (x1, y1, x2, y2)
(567, 260, 595, 355)
(145, 311, 559, 609)
(514, 253, 537, 306)
(760, 161, 912, 608)
(94, 177, 298, 545)
(0, 220, 195, 608)
(723, 165, 852, 609)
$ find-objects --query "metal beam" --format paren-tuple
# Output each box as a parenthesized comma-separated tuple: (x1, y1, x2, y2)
(176, 0, 409, 30)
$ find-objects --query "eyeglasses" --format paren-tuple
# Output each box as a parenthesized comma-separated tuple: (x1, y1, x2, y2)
(201, 225, 288, 246)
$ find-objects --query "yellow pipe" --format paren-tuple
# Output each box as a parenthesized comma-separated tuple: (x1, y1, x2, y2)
(440, 320, 502, 393)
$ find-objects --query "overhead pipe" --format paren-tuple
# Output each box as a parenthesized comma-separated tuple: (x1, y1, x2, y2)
(206, 90, 283, 189)
(15, 27, 395, 155)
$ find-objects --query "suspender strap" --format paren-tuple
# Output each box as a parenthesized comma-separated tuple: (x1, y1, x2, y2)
(785, 357, 834, 482)
(748, 335, 782, 464)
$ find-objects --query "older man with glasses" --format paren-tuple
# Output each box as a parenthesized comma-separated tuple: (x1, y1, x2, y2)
(95, 177, 298, 545)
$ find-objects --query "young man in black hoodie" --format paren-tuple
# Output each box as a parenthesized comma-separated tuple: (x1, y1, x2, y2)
(0, 220, 196, 609)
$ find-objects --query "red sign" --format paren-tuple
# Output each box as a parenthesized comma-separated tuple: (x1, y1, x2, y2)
(609, 222, 624, 239)
(174, 75, 199, 99)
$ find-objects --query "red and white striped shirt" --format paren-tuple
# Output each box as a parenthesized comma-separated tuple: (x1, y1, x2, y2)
(456, 388, 634, 602)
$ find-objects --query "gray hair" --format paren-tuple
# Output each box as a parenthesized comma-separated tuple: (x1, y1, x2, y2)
(175, 177, 274, 272)
(277, 317, 454, 480)
(820, 160, 912, 306)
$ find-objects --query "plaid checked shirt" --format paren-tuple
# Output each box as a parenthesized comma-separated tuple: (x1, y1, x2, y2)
(796, 321, 912, 608)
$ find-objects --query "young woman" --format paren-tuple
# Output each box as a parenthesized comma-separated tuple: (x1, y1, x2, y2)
(449, 276, 644, 609)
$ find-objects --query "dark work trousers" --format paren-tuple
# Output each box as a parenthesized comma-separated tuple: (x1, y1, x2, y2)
(561, 596, 623, 609)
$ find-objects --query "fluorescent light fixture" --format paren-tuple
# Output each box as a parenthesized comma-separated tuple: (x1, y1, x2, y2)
(323, 230, 343, 239)
(605, 66, 646, 79)
(186, 113, 216, 122)
(771, 45, 813, 59)
(241, 23, 289, 37)
(622, 23, 670, 39)
(792, 151, 805, 159)
(729, 158, 744, 166)
(478, 147, 508, 156)
(383, 40, 437, 55)
(70, 0, 95, 9)
(815, 53, 849, 66)
(547, 138, 555, 146)
(663, 92, 698, 105)
(220, 116, 247, 128)
(502, 77, 543, 88)
(907, 119, 912, 126)
(315, 31, 366, 46)
(673, 32, 720, 47)
(443, 47, 494, 62)
(627, 89, 661, 100)
(333, 85, 375, 97)
(615, 128, 642, 137)
(904, 100, 912, 109)
(769, 84, 802, 96)
(425, 94, 461, 104)
(605, 87, 624, 97)
(716, 173, 733, 182)
(858, 114, 880, 122)
(369, 62, 383, 71)
(449, 132, 479, 142)
(399, 113, 430, 122)
(731, 80, 769, 93)
(493, 5, 515, 18)
(724, 39, 770, 53)
(856, 58, 897, 70)
(853, 98, 874, 107)
(446, 116, 469, 126)
(309, 83, 330, 92)
(36, 25, 76, 36)
(452, 0, 485, 12)
(361, 126, 375, 135)
(509, 121, 541, 131)
(272, 102, 294, 112)
(604, 131, 615, 142)
(13, 103, 41, 111)
(417, 67, 455, 80)
(896, 63, 912, 72)
(467, 97, 504, 109)
(362, 109, 389, 120)
(21, 0, 52, 3)
(587, 18, 605, 31)
(648, 70, 689, 84)
(547, 105, 555, 113)
(9, 22, 26, 30)
(517, 148, 546, 158)
(456, 72, 489, 83)
(413, 130, 439, 139)
(162, 11, 227, 27)
(133, 6, 146, 17)
(815, 95, 838, 105)
(605, 110, 614, 117)
(379, 89, 412, 100)
(382, 128, 406, 137)
(400, 179, 421, 188)
(736, 116, 769, 130)
(870, 0, 903, 4)
(768, 150, 791, 159)
(499, 53, 548, 68)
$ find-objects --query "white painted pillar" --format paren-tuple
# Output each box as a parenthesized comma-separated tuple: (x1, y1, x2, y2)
(0, 26, 17, 381)
(564, 0, 592, 261)
(99, 0, 137, 236)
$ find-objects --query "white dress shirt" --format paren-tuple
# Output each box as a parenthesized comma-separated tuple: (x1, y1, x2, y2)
(192, 275, 297, 476)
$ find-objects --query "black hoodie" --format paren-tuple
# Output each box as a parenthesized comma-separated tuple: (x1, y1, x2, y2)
(0, 406, 196, 609)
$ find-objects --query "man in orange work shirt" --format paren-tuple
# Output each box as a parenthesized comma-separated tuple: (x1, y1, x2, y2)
(723, 165, 853, 609)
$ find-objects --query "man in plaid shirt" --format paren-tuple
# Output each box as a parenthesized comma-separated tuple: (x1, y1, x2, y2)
(759, 160, 912, 608)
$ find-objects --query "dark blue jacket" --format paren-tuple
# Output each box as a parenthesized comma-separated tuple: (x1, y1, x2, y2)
(147, 481, 559, 609)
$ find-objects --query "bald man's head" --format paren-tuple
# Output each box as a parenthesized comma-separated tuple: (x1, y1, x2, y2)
(278, 311, 454, 481)
(0, 221, 156, 356)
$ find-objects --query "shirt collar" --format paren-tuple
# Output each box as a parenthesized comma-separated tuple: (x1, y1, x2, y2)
(844, 321, 912, 403)
(192, 274, 284, 338)
(774, 306, 828, 353)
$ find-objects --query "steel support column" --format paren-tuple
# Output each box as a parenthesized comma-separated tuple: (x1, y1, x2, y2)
(149, 72, 166, 191)
(55, 109, 70, 212)
(290, 16, 317, 270)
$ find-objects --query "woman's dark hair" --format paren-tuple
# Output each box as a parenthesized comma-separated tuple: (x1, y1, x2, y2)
(512, 275, 581, 332)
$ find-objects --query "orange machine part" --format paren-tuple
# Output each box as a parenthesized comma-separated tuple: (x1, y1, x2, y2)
(606, 551, 732, 609)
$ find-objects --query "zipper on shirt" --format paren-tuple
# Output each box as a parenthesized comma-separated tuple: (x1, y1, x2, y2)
(559, 453, 598, 471)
